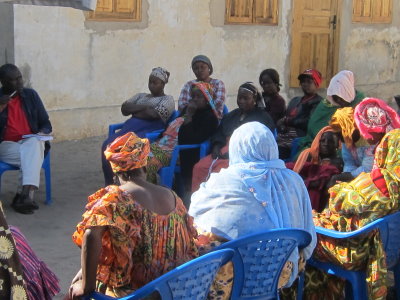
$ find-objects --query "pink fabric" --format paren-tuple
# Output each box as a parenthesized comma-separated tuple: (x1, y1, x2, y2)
(326, 70, 355, 105)
(191, 144, 229, 192)
(354, 97, 400, 140)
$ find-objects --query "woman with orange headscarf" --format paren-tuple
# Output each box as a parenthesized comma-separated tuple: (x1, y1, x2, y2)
(287, 126, 342, 211)
(68, 132, 198, 299)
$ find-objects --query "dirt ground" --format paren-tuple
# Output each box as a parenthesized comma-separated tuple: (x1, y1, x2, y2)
(2, 135, 107, 299)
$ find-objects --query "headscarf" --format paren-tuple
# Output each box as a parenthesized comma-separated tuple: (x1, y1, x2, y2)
(190, 122, 316, 285)
(293, 126, 335, 173)
(150, 67, 170, 83)
(104, 132, 150, 173)
(330, 107, 356, 149)
(191, 81, 218, 118)
(192, 55, 213, 75)
(326, 70, 356, 106)
(354, 97, 400, 140)
(298, 68, 322, 88)
(239, 81, 265, 107)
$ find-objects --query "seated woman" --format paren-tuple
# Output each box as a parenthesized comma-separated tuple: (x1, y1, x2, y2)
(189, 122, 317, 299)
(191, 82, 275, 192)
(102, 67, 175, 185)
(68, 133, 198, 299)
(178, 55, 225, 119)
(259, 68, 286, 124)
(277, 69, 323, 159)
(329, 98, 400, 186)
(287, 126, 342, 212)
(327, 107, 374, 186)
(297, 70, 365, 156)
(0, 204, 60, 299)
(146, 82, 219, 185)
(299, 129, 400, 300)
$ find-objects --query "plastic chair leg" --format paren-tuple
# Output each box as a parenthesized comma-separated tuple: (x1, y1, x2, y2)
(345, 274, 368, 300)
(392, 263, 400, 300)
(296, 272, 305, 300)
(43, 154, 52, 205)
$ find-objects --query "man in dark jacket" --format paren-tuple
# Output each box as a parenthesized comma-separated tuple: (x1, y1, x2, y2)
(0, 64, 52, 214)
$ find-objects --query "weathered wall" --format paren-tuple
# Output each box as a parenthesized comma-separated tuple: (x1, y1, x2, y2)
(8, 0, 400, 140)
(338, 0, 400, 106)
(0, 3, 14, 65)
(12, 0, 291, 140)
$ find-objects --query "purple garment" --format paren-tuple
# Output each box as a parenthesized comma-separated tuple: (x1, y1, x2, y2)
(10, 226, 60, 300)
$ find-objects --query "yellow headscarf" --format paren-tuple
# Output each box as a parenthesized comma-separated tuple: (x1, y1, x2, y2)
(104, 132, 150, 173)
(330, 107, 356, 149)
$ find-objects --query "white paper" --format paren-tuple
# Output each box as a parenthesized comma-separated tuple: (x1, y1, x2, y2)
(22, 134, 53, 141)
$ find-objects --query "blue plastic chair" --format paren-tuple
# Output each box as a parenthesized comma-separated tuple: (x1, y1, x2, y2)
(146, 105, 229, 188)
(307, 211, 400, 300)
(212, 229, 312, 300)
(0, 152, 52, 205)
(108, 110, 180, 138)
(222, 104, 229, 115)
(84, 248, 234, 300)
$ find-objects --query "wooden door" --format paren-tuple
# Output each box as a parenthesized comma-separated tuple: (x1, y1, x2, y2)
(289, 0, 341, 88)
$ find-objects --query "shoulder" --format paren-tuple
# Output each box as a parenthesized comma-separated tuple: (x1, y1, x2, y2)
(273, 93, 286, 105)
(314, 94, 324, 101)
(210, 78, 225, 87)
(22, 88, 40, 99)
(289, 96, 302, 105)
(222, 108, 240, 120)
(182, 80, 196, 89)
(164, 94, 174, 101)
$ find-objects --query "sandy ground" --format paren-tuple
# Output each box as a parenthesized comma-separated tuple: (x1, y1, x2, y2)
(2, 135, 107, 299)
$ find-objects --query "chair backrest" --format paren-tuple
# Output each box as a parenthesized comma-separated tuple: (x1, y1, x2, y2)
(85, 249, 234, 300)
(372, 211, 400, 268)
(168, 110, 180, 123)
(223, 104, 229, 115)
(213, 229, 312, 300)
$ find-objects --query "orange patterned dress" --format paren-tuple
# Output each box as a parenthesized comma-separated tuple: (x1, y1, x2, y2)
(72, 185, 198, 296)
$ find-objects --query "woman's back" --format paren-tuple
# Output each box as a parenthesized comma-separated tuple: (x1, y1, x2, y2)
(73, 185, 198, 290)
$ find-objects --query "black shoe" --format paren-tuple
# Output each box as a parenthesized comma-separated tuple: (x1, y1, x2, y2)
(11, 193, 35, 214)
(31, 200, 39, 210)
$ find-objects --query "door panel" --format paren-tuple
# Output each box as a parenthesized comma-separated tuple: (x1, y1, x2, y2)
(290, 0, 340, 88)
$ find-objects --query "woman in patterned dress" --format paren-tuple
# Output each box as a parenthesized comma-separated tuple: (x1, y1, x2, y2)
(69, 132, 198, 299)
(296, 128, 400, 300)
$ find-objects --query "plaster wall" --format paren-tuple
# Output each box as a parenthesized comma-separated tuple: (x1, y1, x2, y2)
(9, 0, 400, 140)
(0, 3, 14, 65)
(338, 0, 400, 106)
(12, 0, 291, 140)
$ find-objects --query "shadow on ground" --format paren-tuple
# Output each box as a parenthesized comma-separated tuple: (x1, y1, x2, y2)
(2, 136, 106, 299)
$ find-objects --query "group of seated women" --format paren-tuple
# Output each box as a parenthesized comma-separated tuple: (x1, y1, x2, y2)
(67, 54, 400, 300)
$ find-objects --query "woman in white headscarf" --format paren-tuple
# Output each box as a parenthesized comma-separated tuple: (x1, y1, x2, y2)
(295, 70, 365, 157)
(189, 121, 316, 299)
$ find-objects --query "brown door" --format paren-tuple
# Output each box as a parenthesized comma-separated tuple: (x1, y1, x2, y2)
(289, 0, 341, 88)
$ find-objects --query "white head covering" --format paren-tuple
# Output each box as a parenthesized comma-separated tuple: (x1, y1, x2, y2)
(326, 70, 356, 106)
(190, 122, 316, 285)
(150, 67, 170, 83)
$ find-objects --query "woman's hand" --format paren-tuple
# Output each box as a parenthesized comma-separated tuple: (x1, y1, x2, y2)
(186, 102, 197, 116)
(68, 280, 86, 300)
(276, 118, 287, 133)
(211, 145, 222, 159)
(327, 172, 354, 188)
(71, 269, 82, 285)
